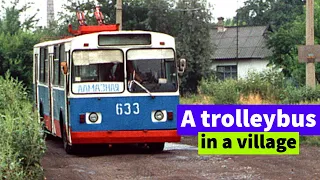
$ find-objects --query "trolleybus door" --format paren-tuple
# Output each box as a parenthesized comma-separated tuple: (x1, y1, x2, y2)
(65, 51, 70, 139)
(48, 53, 56, 135)
(34, 53, 38, 111)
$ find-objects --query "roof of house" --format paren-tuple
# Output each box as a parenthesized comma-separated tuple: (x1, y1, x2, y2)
(210, 25, 273, 60)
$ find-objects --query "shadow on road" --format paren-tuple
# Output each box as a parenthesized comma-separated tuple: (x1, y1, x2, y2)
(45, 134, 172, 157)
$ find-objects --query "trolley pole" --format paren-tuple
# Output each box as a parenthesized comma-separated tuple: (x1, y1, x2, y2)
(306, 0, 315, 88)
(116, 0, 123, 30)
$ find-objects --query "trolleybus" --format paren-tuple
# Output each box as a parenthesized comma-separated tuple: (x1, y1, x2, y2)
(33, 6, 186, 154)
(33, 26, 186, 153)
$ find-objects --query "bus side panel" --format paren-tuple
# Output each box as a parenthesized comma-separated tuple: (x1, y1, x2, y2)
(38, 85, 51, 131)
(52, 88, 66, 137)
(69, 96, 179, 132)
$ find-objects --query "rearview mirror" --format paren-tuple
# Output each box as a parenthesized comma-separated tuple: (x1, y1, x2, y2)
(178, 58, 186, 75)
(60, 62, 68, 75)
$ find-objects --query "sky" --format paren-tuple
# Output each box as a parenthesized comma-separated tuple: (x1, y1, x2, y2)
(208, 0, 246, 21)
(17, 0, 246, 27)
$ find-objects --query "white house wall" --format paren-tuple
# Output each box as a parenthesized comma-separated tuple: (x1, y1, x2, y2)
(211, 59, 270, 79)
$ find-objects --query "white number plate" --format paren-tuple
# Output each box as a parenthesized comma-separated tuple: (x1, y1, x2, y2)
(116, 103, 140, 115)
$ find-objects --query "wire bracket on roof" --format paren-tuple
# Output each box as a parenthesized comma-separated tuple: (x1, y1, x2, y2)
(68, 6, 119, 36)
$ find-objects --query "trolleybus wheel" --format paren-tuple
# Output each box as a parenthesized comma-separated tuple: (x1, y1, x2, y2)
(147, 143, 165, 153)
(39, 104, 48, 139)
(62, 123, 74, 154)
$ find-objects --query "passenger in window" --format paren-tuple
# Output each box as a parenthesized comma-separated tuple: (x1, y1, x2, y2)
(99, 63, 115, 81)
(126, 61, 143, 83)
(114, 63, 124, 81)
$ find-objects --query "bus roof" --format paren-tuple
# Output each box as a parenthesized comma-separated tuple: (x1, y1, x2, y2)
(34, 30, 174, 48)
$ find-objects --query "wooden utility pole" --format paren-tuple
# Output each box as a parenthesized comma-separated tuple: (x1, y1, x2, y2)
(116, 0, 122, 30)
(306, 0, 315, 88)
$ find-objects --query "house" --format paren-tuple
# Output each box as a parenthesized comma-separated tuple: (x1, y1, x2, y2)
(210, 17, 273, 80)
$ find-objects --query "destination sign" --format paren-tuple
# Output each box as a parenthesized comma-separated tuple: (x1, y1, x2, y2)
(98, 34, 151, 46)
(72, 82, 124, 94)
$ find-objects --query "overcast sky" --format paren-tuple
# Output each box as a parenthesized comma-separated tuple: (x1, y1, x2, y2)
(18, 0, 245, 27)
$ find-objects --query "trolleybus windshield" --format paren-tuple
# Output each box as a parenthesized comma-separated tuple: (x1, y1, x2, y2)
(127, 49, 178, 93)
(71, 49, 124, 94)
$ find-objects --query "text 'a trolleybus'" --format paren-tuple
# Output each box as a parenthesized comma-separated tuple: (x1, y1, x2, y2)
(33, 25, 186, 154)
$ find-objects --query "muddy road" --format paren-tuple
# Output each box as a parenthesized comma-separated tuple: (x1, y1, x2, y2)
(42, 136, 320, 180)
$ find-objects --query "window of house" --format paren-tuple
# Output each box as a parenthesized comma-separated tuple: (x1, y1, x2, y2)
(217, 65, 237, 80)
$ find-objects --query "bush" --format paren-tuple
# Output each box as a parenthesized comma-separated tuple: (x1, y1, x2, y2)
(199, 77, 240, 104)
(280, 85, 320, 104)
(0, 73, 46, 179)
(198, 70, 286, 104)
(197, 69, 320, 105)
(238, 70, 286, 101)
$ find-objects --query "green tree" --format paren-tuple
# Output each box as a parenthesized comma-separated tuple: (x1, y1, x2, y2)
(0, 1, 40, 89)
(267, 1, 320, 85)
(236, 0, 305, 29)
(60, 0, 174, 31)
(174, 0, 214, 93)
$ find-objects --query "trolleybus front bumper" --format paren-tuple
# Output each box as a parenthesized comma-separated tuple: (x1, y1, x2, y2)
(71, 129, 181, 144)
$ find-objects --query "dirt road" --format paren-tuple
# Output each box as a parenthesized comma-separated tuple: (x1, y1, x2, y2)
(42, 136, 320, 180)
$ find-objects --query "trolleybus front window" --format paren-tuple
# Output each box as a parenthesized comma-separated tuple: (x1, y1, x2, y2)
(71, 49, 124, 94)
(127, 49, 178, 93)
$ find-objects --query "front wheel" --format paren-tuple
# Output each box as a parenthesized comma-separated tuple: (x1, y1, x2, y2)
(147, 143, 165, 153)
(62, 124, 74, 154)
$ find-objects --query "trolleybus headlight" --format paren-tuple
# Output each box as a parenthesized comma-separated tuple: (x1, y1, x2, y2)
(154, 110, 164, 121)
(88, 112, 98, 123)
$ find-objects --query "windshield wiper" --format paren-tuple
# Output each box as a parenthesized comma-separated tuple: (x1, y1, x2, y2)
(128, 70, 155, 99)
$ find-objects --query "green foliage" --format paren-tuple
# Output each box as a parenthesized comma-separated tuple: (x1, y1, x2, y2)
(0, 0, 38, 33)
(253, 0, 320, 86)
(238, 70, 286, 101)
(236, 0, 305, 29)
(0, 73, 46, 179)
(198, 69, 320, 105)
(175, 0, 214, 94)
(199, 76, 240, 104)
(198, 70, 286, 104)
(300, 136, 320, 147)
(0, 31, 40, 90)
(0, 2, 41, 90)
(280, 85, 320, 104)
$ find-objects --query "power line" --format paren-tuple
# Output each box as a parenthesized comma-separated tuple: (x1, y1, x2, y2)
(173, 7, 205, 11)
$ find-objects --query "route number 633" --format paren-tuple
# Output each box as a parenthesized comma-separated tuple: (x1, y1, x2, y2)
(116, 103, 140, 115)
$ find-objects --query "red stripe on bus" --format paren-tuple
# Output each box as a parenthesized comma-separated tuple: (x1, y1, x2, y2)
(54, 120, 62, 138)
(43, 115, 62, 138)
(71, 130, 181, 144)
(44, 115, 52, 131)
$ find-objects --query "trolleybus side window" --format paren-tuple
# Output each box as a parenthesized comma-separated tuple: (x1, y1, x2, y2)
(59, 45, 65, 87)
(53, 46, 60, 86)
(35, 53, 38, 82)
(44, 47, 49, 85)
(39, 47, 46, 83)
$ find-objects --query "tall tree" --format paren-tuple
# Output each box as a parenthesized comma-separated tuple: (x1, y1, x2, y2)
(174, 0, 213, 93)
(236, 0, 305, 29)
(267, 0, 320, 85)
(0, 1, 40, 88)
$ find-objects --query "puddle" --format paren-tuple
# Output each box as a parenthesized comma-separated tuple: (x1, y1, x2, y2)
(164, 143, 198, 151)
